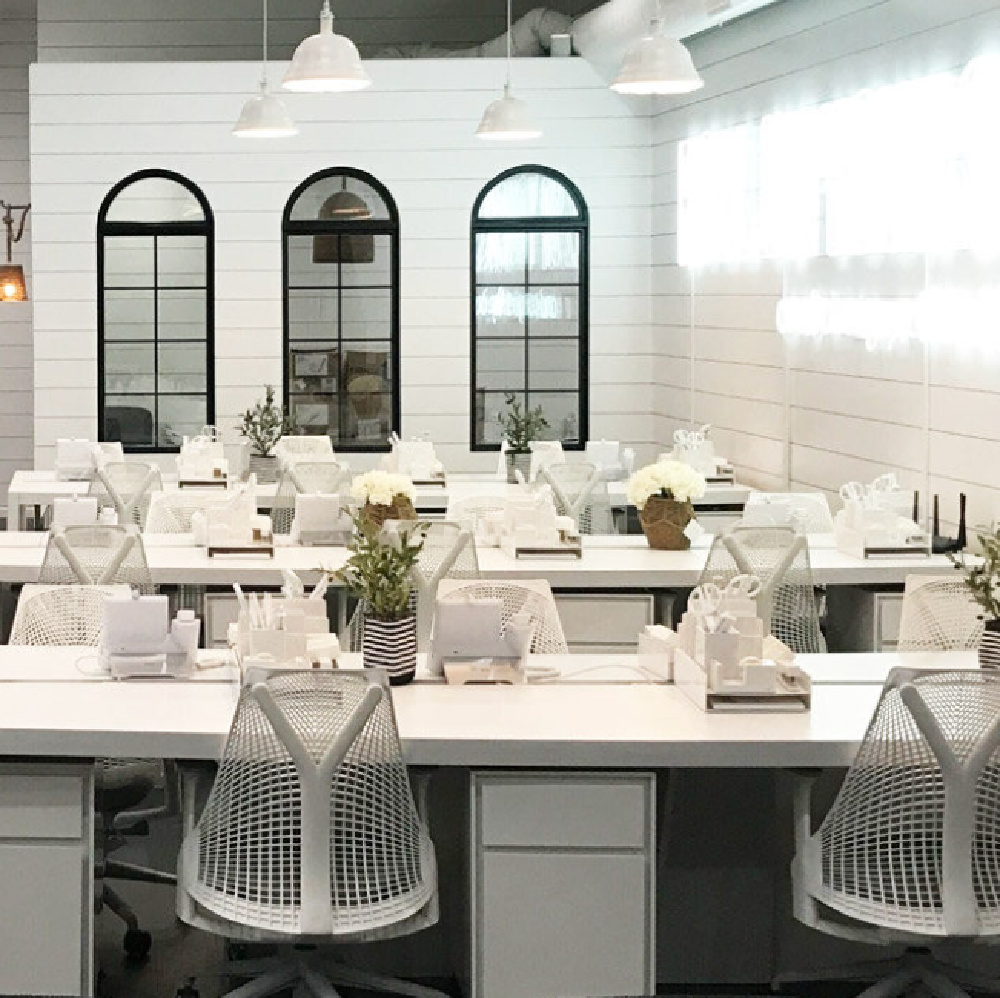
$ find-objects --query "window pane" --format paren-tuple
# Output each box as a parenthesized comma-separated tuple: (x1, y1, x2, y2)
(104, 236, 154, 288)
(159, 342, 206, 394)
(159, 396, 206, 448)
(287, 235, 342, 289)
(475, 390, 523, 446)
(105, 176, 204, 223)
(159, 290, 206, 340)
(476, 232, 527, 284)
(530, 392, 581, 444)
(104, 398, 155, 447)
(529, 340, 578, 392)
(475, 287, 528, 338)
(105, 343, 155, 394)
(289, 290, 339, 342)
(478, 172, 580, 219)
(158, 235, 206, 287)
(288, 174, 391, 222)
(343, 346, 391, 386)
(528, 232, 579, 283)
(344, 391, 392, 444)
(289, 348, 339, 396)
(477, 340, 525, 392)
(104, 290, 154, 340)
(289, 394, 336, 437)
(342, 289, 391, 340)
(527, 287, 579, 338)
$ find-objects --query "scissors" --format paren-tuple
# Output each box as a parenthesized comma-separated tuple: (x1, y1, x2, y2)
(690, 574, 761, 615)
(839, 481, 867, 506)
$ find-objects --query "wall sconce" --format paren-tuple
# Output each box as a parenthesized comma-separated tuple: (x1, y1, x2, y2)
(1, 201, 30, 303)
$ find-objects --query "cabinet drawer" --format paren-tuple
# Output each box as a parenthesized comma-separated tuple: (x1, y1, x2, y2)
(0, 774, 83, 839)
(478, 775, 648, 849)
(204, 593, 241, 647)
(877, 594, 904, 645)
(555, 594, 653, 646)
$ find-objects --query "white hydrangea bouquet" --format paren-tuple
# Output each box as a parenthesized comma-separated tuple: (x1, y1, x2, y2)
(627, 460, 707, 550)
(350, 470, 418, 529)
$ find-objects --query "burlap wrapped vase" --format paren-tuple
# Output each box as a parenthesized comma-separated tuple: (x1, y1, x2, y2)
(361, 495, 418, 531)
(638, 494, 693, 550)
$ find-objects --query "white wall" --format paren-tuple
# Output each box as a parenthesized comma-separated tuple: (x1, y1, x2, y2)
(655, 0, 1000, 529)
(0, 0, 35, 504)
(29, 57, 655, 471)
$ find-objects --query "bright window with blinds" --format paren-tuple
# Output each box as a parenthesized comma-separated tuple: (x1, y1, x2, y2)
(470, 165, 589, 449)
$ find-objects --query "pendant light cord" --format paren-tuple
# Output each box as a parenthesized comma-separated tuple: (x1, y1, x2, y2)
(505, 0, 512, 89)
(261, 0, 269, 90)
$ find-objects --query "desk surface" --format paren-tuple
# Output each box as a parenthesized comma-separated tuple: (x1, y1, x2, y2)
(0, 648, 976, 767)
(0, 531, 956, 588)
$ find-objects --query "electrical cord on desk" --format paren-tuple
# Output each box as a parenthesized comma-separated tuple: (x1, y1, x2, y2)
(528, 662, 663, 683)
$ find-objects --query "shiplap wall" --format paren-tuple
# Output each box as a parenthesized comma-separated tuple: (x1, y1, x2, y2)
(29, 57, 654, 471)
(655, 0, 1000, 527)
(35, 0, 600, 60)
(0, 0, 35, 504)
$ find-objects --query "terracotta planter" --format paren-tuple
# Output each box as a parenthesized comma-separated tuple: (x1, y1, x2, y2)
(361, 495, 418, 531)
(362, 613, 417, 686)
(638, 494, 693, 550)
(981, 619, 1000, 670)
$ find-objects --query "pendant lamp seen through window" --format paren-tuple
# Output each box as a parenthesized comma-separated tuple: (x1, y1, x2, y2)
(313, 179, 374, 264)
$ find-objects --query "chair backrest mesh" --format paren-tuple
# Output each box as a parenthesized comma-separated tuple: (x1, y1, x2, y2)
(699, 525, 826, 653)
(743, 491, 835, 533)
(271, 462, 351, 535)
(813, 669, 1000, 937)
(88, 461, 163, 528)
(185, 671, 435, 938)
(273, 435, 334, 465)
(445, 495, 506, 535)
(897, 576, 984, 652)
(438, 579, 569, 654)
(540, 461, 615, 535)
(9, 583, 131, 646)
(38, 525, 154, 594)
(144, 489, 237, 533)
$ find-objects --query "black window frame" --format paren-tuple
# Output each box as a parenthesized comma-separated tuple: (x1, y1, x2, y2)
(96, 168, 215, 454)
(469, 164, 590, 452)
(281, 166, 401, 453)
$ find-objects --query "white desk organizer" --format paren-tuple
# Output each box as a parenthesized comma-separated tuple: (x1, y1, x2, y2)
(428, 589, 533, 683)
(673, 575, 811, 711)
(99, 593, 200, 679)
(500, 486, 582, 558)
(290, 493, 354, 546)
(273, 434, 335, 471)
(382, 434, 446, 485)
(665, 425, 734, 483)
(51, 495, 101, 528)
(55, 439, 123, 481)
(835, 474, 929, 559)
(585, 440, 635, 482)
(228, 586, 340, 684)
(528, 440, 564, 483)
(177, 433, 229, 487)
(637, 625, 678, 682)
(191, 480, 273, 556)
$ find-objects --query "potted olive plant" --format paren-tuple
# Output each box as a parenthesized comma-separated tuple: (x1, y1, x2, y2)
(239, 385, 295, 483)
(335, 513, 426, 685)
(951, 527, 1000, 669)
(498, 393, 548, 484)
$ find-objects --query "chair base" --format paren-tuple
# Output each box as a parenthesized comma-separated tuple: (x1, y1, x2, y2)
(773, 950, 1000, 998)
(204, 953, 452, 998)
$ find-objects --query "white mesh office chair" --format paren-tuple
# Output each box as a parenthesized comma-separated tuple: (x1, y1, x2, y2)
(89, 461, 163, 529)
(699, 525, 826, 653)
(144, 489, 236, 534)
(445, 494, 507, 534)
(272, 434, 335, 469)
(743, 491, 835, 533)
(346, 522, 480, 652)
(177, 671, 445, 998)
(897, 575, 984, 652)
(38, 524, 155, 594)
(271, 460, 351, 535)
(9, 583, 175, 961)
(540, 460, 616, 534)
(436, 579, 569, 654)
(782, 669, 1000, 998)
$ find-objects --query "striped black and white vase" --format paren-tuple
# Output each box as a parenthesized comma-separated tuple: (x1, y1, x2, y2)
(980, 620, 1000, 671)
(362, 614, 417, 686)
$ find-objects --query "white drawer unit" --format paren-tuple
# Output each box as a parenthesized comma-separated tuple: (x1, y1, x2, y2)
(469, 771, 655, 998)
(555, 592, 657, 652)
(0, 763, 94, 997)
(203, 592, 242, 648)
(826, 585, 905, 652)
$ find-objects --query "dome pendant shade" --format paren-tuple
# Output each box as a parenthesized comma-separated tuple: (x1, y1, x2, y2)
(232, 85, 298, 138)
(282, 1, 371, 93)
(313, 190, 374, 263)
(611, 31, 704, 95)
(0, 264, 27, 302)
(476, 83, 542, 141)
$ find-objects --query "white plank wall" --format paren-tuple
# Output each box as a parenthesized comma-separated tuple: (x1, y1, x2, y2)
(654, 0, 1000, 529)
(0, 0, 36, 508)
(29, 57, 656, 471)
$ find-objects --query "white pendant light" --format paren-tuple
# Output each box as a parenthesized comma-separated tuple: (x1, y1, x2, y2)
(282, 1, 370, 93)
(611, 0, 704, 95)
(233, 0, 298, 138)
(476, 0, 542, 141)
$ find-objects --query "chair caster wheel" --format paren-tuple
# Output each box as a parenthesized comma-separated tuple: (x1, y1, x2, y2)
(123, 927, 152, 961)
(177, 977, 200, 998)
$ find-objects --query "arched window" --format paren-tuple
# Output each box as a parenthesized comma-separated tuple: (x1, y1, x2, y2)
(282, 168, 400, 450)
(471, 165, 589, 449)
(97, 169, 214, 451)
